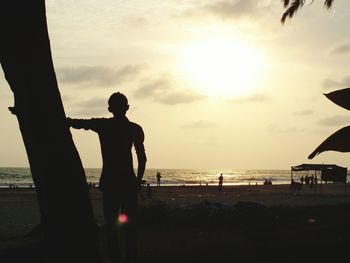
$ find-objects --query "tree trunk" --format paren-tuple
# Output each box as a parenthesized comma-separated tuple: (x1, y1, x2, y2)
(0, 1, 100, 262)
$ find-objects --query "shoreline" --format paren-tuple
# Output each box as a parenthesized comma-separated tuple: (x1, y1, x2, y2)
(1, 183, 350, 203)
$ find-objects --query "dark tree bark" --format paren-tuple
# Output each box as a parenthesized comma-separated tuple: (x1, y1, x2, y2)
(0, 1, 100, 262)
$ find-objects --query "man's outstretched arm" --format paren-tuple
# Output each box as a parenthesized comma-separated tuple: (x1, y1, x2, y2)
(67, 117, 100, 131)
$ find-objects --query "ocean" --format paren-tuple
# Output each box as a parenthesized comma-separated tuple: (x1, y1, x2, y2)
(0, 167, 294, 188)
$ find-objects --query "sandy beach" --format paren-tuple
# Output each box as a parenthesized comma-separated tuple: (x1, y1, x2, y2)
(2, 183, 350, 262)
(1, 183, 350, 239)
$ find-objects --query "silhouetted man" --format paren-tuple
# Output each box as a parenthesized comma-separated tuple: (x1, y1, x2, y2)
(67, 92, 146, 263)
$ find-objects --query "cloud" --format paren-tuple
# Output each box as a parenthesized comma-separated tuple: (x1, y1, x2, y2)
(293, 110, 314, 116)
(184, 0, 271, 21)
(156, 92, 206, 105)
(229, 93, 269, 104)
(317, 115, 350, 127)
(133, 79, 171, 98)
(322, 76, 350, 90)
(181, 120, 216, 129)
(57, 64, 144, 87)
(267, 125, 306, 133)
(133, 78, 206, 105)
(70, 97, 108, 117)
(329, 42, 350, 55)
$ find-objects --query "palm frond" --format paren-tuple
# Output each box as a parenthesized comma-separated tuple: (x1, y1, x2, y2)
(281, 0, 305, 23)
(324, 0, 334, 8)
(282, 0, 290, 8)
(281, 0, 334, 23)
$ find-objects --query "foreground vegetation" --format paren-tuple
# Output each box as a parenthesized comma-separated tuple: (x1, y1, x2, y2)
(2, 200, 350, 262)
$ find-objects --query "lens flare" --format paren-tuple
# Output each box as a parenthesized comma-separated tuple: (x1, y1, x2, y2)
(118, 213, 129, 225)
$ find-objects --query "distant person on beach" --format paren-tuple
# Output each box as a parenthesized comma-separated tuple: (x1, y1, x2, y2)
(264, 179, 272, 185)
(67, 92, 146, 263)
(218, 173, 223, 192)
(300, 175, 304, 184)
(156, 171, 161, 187)
(305, 175, 310, 185)
(310, 175, 314, 189)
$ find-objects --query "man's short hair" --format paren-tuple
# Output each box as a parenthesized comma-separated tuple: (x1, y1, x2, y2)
(108, 92, 128, 113)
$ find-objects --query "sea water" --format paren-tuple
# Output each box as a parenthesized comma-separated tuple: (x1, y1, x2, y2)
(0, 167, 293, 188)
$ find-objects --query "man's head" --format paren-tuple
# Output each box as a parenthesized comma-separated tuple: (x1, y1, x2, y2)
(108, 92, 129, 115)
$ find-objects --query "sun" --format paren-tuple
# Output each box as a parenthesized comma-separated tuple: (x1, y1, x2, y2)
(180, 38, 265, 97)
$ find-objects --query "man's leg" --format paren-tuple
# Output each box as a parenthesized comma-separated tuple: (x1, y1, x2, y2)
(103, 191, 122, 263)
(121, 194, 138, 263)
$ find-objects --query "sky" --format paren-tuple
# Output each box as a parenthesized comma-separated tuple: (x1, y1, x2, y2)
(1, 0, 350, 169)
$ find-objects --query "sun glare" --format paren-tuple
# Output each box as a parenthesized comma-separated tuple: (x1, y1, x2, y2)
(181, 38, 265, 97)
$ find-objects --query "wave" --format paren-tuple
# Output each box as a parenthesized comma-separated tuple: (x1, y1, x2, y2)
(0, 167, 296, 187)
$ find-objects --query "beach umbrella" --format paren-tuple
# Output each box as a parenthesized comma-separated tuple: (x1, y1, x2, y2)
(324, 88, 350, 111)
(308, 125, 350, 159)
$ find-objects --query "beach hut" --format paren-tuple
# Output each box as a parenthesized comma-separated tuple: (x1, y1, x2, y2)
(291, 164, 348, 193)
